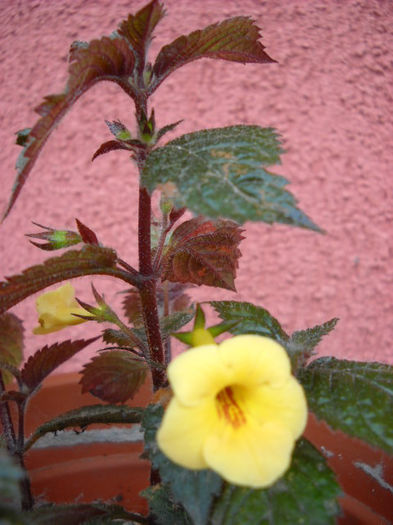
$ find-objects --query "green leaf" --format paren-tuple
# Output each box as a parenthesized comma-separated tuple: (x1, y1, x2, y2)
(102, 328, 135, 348)
(24, 404, 143, 452)
(162, 217, 243, 291)
(298, 358, 393, 454)
(211, 300, 289, 344)
(0, 246, 130, 315)
(21, 337, 99, 392)
(142, 404, 223, 525)
(3, 29, 137, 220)
(26, 222, 82, 251)
(160, 310, 195, 336)
(287, 318, 339, 370)
(0, 313, 24, 385)
(142, 485, 193, 525)
(143, 126, 320, 230)
(211, 440, 340, 525)
(80, 350, 148, 403)
(151, 16, 275, 91)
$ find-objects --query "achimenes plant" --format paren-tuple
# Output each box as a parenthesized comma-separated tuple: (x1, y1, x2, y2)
(0, 1, 392, 524)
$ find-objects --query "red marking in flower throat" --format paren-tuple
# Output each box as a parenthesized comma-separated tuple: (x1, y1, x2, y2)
(216, 386, 246, 428)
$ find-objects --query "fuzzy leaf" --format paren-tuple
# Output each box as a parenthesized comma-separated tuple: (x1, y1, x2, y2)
(0, 246, 118, 314)
(21, 337, 99, 391)
(151, 16, 275, 91)
(162, 217, 243, 291)
(0, 313, 24, 385)
(102, 328, 135, 348)
(211, 300, 289, 343)
(3, 31, 137, 220)
(211, 439, 340, 525)
(25, 502, 139, 525)
(118, 0, 165, 69)
(92, 140, 133, 161)
(298, 358, 393, 454)
(142, 485, 192, 525)
(122, 289, 144, 327)
(80, 350, 148, 403)
(287, 318, 339, 370)
(143, 126, 320, 230)
(160, 310, 195, 336)
(25, 404, 143, 452)
(143, 404, 223, 525)
(26, 222, 82, 251)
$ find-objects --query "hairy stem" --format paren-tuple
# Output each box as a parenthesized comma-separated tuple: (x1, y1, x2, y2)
(0, 375, 16, 453)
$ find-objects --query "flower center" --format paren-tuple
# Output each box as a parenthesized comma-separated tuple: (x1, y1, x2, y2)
(216, 386, 247, 429)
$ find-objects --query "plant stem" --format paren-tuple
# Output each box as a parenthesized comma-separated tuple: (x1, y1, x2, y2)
(0, 375, 16, 453)
(16, 400, 34, 510)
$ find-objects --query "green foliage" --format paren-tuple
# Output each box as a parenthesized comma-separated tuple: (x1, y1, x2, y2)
(211, 300, 289, 343)
(298, 358, 393, 454)
(161, 217, 243, 291)
(24, 404, 143, 452)
(142, 485, 193, 525)
(142, 404, 223, 525)
(21, 337, 99, 392)
(0, 313, 24, 385)
(211, 440, 341, 525)
(80, 350, 148, 403)
(286, 318, 339, 369)
(143, 126, 320, 230)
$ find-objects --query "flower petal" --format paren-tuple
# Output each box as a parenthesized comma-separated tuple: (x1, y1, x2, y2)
(218, 335, 291, 388)
(204, 417, 295, 488)
(167, 345, 230, 406)
(157, 397, 216, 469)
(244, 376, 308, 439)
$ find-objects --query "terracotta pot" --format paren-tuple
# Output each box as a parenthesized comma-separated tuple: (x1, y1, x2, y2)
(3, 373, 392, 523)
(20, 373, 152, 513)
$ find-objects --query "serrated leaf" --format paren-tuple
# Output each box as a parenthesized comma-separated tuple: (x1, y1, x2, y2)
(211, 440, 340, 525)
(143, 126, 320, 230)
(211, 300, 289, 343)
(0, 245, 118, 315)
(156, 119, 183, 143)
(142, 404, 223, 525)
(142, 485, 193, 525)
(151, 16, 275, 91)
(102, 328, 135, 348)
(25, 502, 139, 525)
(21, 337, 98, 392)
(287, 318, 339, 370)
(24, 404, 143, 452)
(298, 358, 393, 454)
(80, 350, 148, 403)
(118, 0, 165, 71)
(162, 217, 243, 291)
(3, 31, 137, 220)
(160, 310, 195, 336)
(122, 289, 144, 328)
(0, 313, 24, 385)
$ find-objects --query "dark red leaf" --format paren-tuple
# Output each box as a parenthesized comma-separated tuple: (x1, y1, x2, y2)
(161, 217, 244, 291)
(0, 246, 117, 315)
(21, 337, 99, 391)
(92, 140, 132, 161)
(3, 34, 136, 220)
(122, 289, 144, 328)
(151, 16, 275, 91)
(80, 350, 147, 403)
(0, 313, 24, 385)
(118, 0, 166, 69)
(75, 218, 99, 245)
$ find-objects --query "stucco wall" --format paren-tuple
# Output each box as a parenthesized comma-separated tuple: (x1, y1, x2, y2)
(0, 0, 392, 372)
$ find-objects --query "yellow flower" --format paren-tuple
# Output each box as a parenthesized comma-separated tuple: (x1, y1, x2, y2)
(157, 335, 307, 488)
(33, 283, 89, 334)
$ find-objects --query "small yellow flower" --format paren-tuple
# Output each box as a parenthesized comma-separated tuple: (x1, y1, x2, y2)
(157, 335, 307, 488)
(33, 283, 89, 334)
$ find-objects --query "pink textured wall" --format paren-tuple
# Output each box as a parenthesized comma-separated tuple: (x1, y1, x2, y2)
(1, 0, 392, 372)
